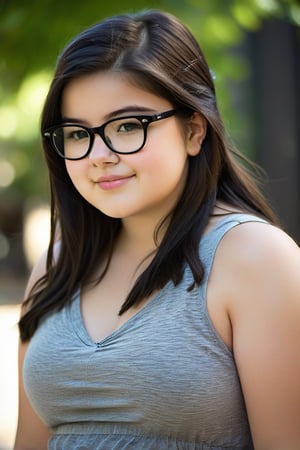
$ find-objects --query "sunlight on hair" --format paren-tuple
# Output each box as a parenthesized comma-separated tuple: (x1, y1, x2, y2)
(23, 204, 51, 268)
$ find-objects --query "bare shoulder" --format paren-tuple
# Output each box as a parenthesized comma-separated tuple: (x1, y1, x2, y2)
(216, 220, 300, 448)
(218, 220, 299, 278)
(228, 218, 298, 249)
(216, 220, 300, 323)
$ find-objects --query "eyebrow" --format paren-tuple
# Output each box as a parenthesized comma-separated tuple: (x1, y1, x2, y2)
(61, 105, 156, 124)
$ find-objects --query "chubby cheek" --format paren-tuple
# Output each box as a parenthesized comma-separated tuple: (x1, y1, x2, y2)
(138, 148, 189, 200)
(65, 160, 89, 193)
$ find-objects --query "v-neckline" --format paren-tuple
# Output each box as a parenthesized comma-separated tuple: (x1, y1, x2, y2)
(70, 283, 170, 347)
(69, 213, 257, 348)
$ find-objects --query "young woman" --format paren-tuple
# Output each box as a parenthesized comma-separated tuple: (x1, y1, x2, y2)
(14, 9, 300, 450)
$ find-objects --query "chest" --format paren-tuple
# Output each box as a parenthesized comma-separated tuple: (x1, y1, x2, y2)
(80, 262, 157, 343)
(24, 287, 248, 441)
(81, 274, 232, 349)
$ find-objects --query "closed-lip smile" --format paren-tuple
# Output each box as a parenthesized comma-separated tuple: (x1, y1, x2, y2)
(96, 174, 135, 190)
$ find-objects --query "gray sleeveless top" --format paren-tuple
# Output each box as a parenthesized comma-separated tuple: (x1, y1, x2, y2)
(24, 214, 266, 449)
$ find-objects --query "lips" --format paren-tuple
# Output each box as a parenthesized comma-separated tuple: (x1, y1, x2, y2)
(96, 174, 134, 191)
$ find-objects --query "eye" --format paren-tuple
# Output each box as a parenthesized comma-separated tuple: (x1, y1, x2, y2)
(117, 119, 143, 133)
(64, 127, 89, 141)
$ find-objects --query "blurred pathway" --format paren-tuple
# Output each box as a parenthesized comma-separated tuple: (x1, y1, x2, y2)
(0, 276, 25, 450)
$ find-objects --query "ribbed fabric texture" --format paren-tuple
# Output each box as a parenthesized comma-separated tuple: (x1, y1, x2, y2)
(24, 214, 266, 449)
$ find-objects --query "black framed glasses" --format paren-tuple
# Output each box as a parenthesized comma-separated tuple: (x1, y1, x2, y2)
(43, 109, 177, 160)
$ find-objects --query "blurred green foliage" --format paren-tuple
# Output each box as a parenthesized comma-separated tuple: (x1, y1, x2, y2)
(0, 0, 299, 202)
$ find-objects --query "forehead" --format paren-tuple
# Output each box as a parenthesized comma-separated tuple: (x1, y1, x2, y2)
(61, 71, 171, 122)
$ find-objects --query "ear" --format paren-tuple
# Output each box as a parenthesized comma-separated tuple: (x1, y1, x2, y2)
(186, 113, 207, 156)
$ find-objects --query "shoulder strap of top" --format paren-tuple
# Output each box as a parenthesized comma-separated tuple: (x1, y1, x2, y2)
(199, 213, 268, 282)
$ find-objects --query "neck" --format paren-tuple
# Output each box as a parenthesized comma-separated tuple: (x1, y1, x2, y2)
(118, 214, 168, 257)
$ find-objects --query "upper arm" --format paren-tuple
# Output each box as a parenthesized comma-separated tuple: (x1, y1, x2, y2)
(14, 250, 51, 449)
(14, 341, 51, 449)
(223, 224, 300, 449)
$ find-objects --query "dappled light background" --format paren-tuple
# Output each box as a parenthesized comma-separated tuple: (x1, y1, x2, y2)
(0, 0, 299, 448)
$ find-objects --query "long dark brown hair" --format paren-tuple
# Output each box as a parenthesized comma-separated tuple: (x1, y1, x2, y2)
(19, 9, 278, 341)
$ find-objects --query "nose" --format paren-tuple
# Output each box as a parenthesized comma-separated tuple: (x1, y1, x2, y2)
(88, 134, 119, 165)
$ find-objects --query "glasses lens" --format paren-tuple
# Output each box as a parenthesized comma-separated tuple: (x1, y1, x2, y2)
(52, 126, 90, 159)
(104, 117, 144, 153)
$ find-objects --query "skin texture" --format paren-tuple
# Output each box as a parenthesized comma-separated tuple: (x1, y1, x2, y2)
(62, 72, 203, 223)
(14, 72, 300, 449)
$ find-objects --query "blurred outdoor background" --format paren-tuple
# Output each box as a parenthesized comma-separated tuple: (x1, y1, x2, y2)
(0, 0, 299, 448)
